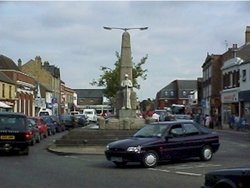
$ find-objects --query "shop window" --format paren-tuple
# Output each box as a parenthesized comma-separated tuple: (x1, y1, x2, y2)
(242, 69, 246, 82)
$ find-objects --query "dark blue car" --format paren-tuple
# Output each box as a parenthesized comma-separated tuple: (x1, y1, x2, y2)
(202, 166, 250, 188)
(105, 120, 220, 168)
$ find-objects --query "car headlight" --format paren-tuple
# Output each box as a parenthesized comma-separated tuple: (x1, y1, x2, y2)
(106, 145, 110, 150)
(127, 146, 141, 153)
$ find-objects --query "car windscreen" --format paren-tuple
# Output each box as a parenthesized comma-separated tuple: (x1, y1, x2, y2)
(0, 116, 26, 130)
(133, 124, 168, 138)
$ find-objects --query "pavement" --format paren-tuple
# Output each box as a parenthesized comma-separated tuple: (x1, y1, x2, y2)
(47, 124, 249, 155)
(47, 124, 106, 155)
(47, 144, 106, 155)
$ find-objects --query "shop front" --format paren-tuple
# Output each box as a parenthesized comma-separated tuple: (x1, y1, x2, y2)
(239, 90, 250, 124)
(221, 90, 239, 127)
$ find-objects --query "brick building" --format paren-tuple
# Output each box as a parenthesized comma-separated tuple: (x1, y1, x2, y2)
(20, 56, 61, 115)
(201, 54, 223, 116)
(0, 54, 36, 116)
(155, 79, 198, 111)
(0, 71, 16, 111)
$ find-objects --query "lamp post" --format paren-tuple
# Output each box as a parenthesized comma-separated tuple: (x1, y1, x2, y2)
(103, 26, 148, 32)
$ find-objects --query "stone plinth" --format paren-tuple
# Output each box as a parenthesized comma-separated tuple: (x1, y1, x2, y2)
(119, 109, 136, 118)
(99, 117, 145, 130)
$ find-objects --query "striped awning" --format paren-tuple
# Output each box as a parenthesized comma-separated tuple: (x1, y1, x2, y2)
(0, 101, 12, 108)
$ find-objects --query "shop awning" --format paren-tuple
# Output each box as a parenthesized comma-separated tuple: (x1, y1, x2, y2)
(0, 101, 12, 108)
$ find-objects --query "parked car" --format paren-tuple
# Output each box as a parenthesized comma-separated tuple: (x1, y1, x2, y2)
(83, 109, 97, 122)
(41, 116, 56, 135)
(27, 118, 41, 145)
(0, 112, 31, 155)
(74, 114, 88, 127)
(105, 120, 220, 168)
(49, 115, 65, 132)
(201, 166, 250, 188)
(29, 117, 48, 138)
(59, 115, 76, 130)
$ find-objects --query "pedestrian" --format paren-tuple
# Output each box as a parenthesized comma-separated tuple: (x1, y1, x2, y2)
(228, 114, 235, 129)
(205, 114, 211, 128)
(239, 116, 246, 131)
(234, 114, 240, 130)
(217, 114, 222, 129)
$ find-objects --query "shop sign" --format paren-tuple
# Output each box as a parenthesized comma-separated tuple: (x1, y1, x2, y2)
(222, 92, 238, 103)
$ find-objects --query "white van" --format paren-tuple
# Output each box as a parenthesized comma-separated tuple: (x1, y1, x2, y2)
(83, 109, 97, 122)
(38, 108, 52, 116)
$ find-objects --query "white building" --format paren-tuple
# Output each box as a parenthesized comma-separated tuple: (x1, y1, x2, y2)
(239, 60, 250, 124)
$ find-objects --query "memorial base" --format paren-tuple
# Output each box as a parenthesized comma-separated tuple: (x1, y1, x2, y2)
(118, 109, 136, 118)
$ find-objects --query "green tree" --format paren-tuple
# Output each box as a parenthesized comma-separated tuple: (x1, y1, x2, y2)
(90, 52, 148, 102)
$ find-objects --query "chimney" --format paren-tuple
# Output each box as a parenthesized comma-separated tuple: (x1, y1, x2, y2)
(18, 58, 22, 68)
(232, 44, 237, 58)
(245, 26, 250, 44)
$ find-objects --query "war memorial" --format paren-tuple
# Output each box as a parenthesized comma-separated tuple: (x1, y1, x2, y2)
(98, 27, 147, 130)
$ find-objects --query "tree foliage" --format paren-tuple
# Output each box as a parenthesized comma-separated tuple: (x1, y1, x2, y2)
(90, 52, 148, 102)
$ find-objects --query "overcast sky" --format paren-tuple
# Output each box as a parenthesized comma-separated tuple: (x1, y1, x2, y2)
(1, 1, 250, 101)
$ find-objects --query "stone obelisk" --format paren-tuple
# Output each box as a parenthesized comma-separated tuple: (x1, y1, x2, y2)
(115, 31, 137, 118)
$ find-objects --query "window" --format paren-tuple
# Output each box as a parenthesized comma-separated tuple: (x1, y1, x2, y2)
(183, 123, 199, 135)
(183, 91, 187, 96)
(9, 85, 12, 98)
(170, 91, 174, 96)
(169, 124, 184, 137)
(242, 69, 246, 82)
(2, 84, 5, 98)
(230, 73, 233, 88)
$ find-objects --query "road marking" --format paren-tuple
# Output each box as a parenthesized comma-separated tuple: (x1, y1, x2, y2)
(175, 171, 202, 177)
(149, 163, 222, 177)
(165, 163, 221, 170)
(149, 168, 170, 173)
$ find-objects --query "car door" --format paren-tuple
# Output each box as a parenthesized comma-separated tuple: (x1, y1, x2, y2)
(162, 124, 186, 160)
(180, 122, 204, 158)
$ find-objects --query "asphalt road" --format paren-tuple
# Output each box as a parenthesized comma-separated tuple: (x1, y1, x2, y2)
(0, 129, 249, 188)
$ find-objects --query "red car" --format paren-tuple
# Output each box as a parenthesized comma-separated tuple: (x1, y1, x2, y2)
(29, 117, 48, 139)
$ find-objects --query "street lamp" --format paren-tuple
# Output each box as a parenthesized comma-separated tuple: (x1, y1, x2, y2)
(103, 26, 148, 32)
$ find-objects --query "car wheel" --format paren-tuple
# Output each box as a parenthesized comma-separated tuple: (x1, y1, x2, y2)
(214, 182, 237, 188)
(113, 161, 127, 167)
(30, 138, 35, 146)
(200, 145, 213, 161)
(142, 151, 158, 168)
(36, 135, 41, 143)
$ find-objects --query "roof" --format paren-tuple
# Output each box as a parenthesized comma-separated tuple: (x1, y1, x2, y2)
(0, 71, 15, 84)
(74, 89, 104, 98)
(157, 79, 197, 98)
(177, 80, 197, 90)
(0, 54, 20, 71)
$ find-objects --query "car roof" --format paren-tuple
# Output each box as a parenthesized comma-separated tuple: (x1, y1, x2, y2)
(0, 112, 26, 117)
(150, 120, 194, 125)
